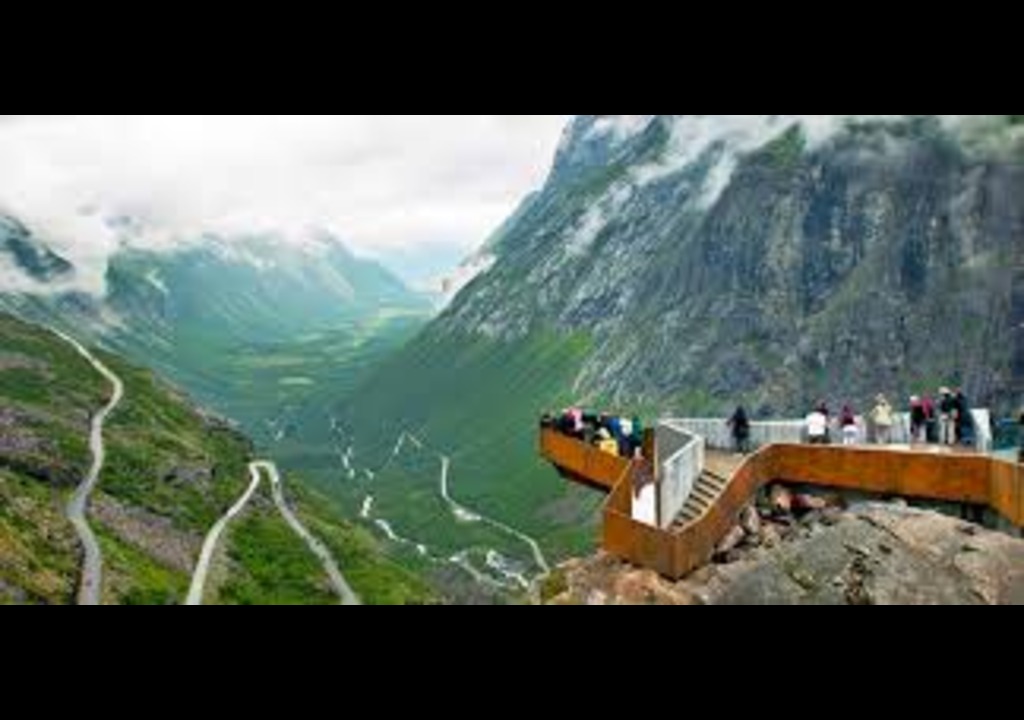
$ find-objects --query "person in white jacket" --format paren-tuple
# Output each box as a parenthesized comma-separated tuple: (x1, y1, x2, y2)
(806, 409, 829, 445)
(871, 395, 895, 445)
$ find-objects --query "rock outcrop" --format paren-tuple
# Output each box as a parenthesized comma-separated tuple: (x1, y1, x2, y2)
(549, 503, 1024, 606)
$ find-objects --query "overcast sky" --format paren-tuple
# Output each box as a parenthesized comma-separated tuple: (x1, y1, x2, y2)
(0, 115, 571, 285)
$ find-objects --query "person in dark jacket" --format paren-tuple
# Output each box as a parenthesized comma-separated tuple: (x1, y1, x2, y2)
(910, 396, 926, 443)
(728, 406, 752, 454)
(954, 389, 971, 445)
(631, 416, 645, 458)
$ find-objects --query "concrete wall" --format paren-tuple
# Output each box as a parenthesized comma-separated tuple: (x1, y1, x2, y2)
(656, 421, 705, 530)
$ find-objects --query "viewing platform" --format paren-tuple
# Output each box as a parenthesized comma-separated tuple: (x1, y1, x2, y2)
(540, 421, 1024, 580)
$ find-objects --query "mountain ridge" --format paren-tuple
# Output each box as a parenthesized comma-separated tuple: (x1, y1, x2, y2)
(438, 114, 1024, 413)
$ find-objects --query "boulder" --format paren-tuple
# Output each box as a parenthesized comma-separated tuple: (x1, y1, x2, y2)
(770, 485, 793, 514)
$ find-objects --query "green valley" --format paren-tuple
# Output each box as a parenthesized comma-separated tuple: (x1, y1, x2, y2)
(298, 330, 607, 592)
(0, 312, 432, 605)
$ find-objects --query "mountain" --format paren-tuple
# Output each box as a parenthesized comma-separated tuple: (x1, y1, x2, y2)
(106, 232, 420, 342)
(0, 311, 433, 604)
(99, 233, 431, 435)
(444, 115, 1024, 414)
(0, 215, 73, 285)
(0, 226, 432, 443)
(331, 115, 1024, 576)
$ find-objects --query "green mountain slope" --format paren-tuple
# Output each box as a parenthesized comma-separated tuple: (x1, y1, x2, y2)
(0, 312, 432, 605)
(307, 329, 605, 595)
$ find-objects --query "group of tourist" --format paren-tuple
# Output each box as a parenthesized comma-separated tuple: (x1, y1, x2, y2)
(800, 397, 891, 446)
(542, 409, 645, 459)
(807, 389, 978, 447)
(541, 394, 1024, 465)
(909, 388, 976, 446)
(728, 387, 983, 453)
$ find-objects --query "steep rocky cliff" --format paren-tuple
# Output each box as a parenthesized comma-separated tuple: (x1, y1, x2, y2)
(442, 115, 1024, 415)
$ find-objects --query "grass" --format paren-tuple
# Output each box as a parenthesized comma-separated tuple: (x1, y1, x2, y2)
(96, 524, 189, 606)
(295, 328, 603, 586)
(3, 310, 441, 604)
(747, 125, 807, 170)
(0, 312, 253, 603)
(218, 507, 338, 606)
(93, 349, 253, 535)
(0, 469, 78, 605)
(539, 567, 570, 604)
(214, 474, 436, 605)
(0, 314, 107, 479)
(291, 481, 436, 605)
(107, 306, 428, 449)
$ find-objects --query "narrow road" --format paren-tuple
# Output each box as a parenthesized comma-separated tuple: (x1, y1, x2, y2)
(355, 431, 550, 596)
(409, 433, 551, 578)
(53, 330, 125, 607)
(262, 461, 361, 606)
(187, 461, 361, 606)
(437, 452, 551, 577)
(185, 463, 263, 606)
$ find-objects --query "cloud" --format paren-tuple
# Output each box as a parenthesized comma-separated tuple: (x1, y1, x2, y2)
(0, 115, 571, 290)
(584, 115, 1018, 215)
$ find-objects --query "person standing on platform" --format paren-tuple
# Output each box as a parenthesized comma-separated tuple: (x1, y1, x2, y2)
(728, 406, 752, 455)
(871, 395, 895, 445)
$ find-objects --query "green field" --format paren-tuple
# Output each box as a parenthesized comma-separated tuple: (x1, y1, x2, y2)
(216, 479, 435, 606)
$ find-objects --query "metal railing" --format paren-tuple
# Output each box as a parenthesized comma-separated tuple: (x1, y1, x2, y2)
(667, 411, 994, 453)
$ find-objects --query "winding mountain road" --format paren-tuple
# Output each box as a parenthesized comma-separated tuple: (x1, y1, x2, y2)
(262, 461, 361, 606)
(53, 330, 124, 607)
(185, 462, 263, 606)
(408, 433, 551, 581)
(187, 461, 361, 606)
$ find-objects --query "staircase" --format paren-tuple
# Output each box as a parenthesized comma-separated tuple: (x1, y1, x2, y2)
(671, 470, 730, 530)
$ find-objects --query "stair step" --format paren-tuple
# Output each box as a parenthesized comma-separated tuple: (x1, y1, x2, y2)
(672, 470, 734, 532)
(693, 486, 718, 502)
(676, 513, 697, 528)
(684, 506, 706, 522)
(692, 494, 716, 508)
(703, 473, 728, 490)
(687, 496, 709, 511)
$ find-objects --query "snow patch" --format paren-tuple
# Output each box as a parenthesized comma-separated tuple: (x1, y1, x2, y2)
(565, 183, 634, 256)
(586, 115, 656, 144)
(144, 269, 169, 296)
